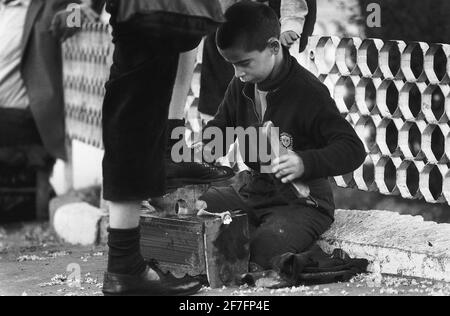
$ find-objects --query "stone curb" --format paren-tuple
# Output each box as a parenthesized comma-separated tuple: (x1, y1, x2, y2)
(318, 209, 450, 282)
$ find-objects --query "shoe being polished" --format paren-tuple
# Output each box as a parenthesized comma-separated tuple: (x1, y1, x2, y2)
(165, 119, 235, 188)
(102, 263, 203, 296)
(166, 161, 234, 188)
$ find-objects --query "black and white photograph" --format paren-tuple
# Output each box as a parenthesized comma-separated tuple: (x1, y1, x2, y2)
(0, 0, 450, 300)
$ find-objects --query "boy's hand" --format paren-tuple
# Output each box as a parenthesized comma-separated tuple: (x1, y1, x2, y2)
(272, 150, 305, 183)
(280, 31, 300, 48)
(192, 142, 216, 164)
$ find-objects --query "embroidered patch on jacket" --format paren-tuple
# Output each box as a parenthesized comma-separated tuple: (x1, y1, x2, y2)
(280, 132, 294, 150)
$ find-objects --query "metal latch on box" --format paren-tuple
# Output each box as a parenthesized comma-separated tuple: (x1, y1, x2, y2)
(177, 199, 233, 225)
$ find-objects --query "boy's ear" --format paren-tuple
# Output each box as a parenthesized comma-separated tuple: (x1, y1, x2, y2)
(267, 38, 281, 54)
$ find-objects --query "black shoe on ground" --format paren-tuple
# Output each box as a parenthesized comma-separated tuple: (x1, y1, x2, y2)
(102, 262, 203, 296)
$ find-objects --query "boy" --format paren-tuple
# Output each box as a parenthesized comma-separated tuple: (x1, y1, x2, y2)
(197, 2, 367, 270)
(199, 0, 316, 121)
(198, 0, 316, 173)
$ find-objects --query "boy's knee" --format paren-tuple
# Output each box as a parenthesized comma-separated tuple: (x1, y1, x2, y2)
(249, 222, 316, 269)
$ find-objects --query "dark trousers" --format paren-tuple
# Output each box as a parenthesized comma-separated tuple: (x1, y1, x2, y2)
(0, 108, 42, 148)
(198, 32, 235, 116)
(200, 173, 333, 269)
(0, 108, 54, 169)
(102, 2, 180, 201)
(0, 108, 54, 222)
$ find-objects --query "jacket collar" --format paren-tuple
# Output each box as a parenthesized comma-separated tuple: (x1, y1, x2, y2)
(241, 47, 296, 101)
(257, 46, 292, 92)
(21, 0, 44, 54)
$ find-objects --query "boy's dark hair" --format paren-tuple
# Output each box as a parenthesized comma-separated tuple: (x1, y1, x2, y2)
(216, 1, 281, 52)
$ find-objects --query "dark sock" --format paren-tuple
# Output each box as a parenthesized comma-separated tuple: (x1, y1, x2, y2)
(107, 227, 147, 275)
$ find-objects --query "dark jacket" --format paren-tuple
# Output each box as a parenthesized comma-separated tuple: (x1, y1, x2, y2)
(21, 0, 80, 160)
(205, 50, 367, 215)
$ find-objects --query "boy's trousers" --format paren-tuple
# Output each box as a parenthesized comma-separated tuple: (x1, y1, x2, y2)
(200, 172, 334, 269)
(102, 1, 180, 201)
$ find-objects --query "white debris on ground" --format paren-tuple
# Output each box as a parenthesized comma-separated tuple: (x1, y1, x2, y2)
(79, 251, 104, 262)
(44, 250, 71, 258)
(350, 274, 450, 296)
(17, 255, 47, 262)
(17, 250, 70, 262)
(83, 273, 103, 289)
(39, 274, 69, 288)
(222, 273, 450, 296)
(38, 272, 103, 294)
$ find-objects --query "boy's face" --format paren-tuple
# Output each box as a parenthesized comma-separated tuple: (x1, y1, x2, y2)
(218, 42, 277, 84)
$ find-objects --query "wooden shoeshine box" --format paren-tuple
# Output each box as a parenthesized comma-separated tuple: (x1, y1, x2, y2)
(140, 213, 250, 288)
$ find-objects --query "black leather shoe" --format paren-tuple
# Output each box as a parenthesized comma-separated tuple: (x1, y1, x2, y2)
(102, 263, 203, 296)
(165, 119, 235, 188)
(166, 161, 234, 189)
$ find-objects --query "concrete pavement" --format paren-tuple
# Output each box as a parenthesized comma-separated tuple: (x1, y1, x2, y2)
(1, 222, 450, 296)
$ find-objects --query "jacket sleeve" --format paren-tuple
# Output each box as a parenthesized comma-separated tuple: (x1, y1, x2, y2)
(280, 0, 309, 36)
(296, 90, 367, 181)
(203, 80, 236, 137)
(202, 80, 238, 158)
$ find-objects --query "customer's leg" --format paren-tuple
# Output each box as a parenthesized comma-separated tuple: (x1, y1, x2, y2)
(101, 46, 201, 295)
(102, 39, 179, 202)
(101, 0, 202, 296)
(102, 37, 179, 275)
(103, 43, 177, 276)
(106, 201, 147, 276)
